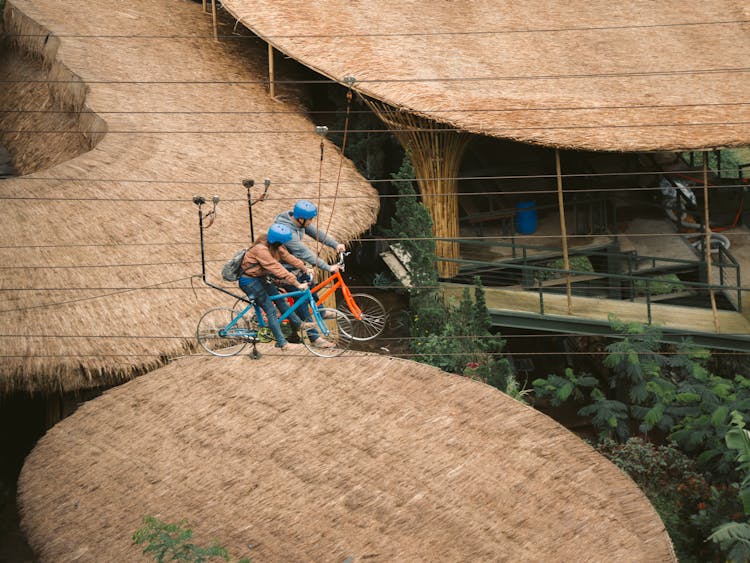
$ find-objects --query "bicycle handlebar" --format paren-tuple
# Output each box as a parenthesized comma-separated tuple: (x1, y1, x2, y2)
(336, 251, 350, 268)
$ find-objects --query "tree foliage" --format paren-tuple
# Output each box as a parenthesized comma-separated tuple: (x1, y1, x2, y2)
(385, 154, 517, 397)
(133, 516, 250, 563)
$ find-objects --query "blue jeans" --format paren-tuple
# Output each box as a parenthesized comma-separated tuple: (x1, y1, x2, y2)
(239, 276, 302, 348)
(278, 275, 322, 342)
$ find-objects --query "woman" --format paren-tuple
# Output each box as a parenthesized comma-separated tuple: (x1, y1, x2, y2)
(239, 223, 331, 350)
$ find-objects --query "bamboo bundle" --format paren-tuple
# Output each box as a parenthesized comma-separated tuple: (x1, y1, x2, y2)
(367, 99, 469, 278)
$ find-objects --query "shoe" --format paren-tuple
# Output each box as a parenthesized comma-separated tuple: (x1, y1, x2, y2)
(319, 309, 337, 319)
(278, 342, 301, 351)
(299, 321, 317, 330)
(312, 337, 335, 349)
(286, 332, 301, 344)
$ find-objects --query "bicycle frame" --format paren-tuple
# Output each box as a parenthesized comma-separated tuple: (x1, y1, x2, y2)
(228, 287, 329, 337)
(311, 270, 362, 319)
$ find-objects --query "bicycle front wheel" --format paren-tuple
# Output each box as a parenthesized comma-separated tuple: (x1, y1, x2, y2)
(337, 293, 387, 341)
(196, 307, 251, 357)
(300, 308, 353, 358)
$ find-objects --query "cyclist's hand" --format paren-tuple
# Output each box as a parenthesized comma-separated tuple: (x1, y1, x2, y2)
(328, 264, 341, 273)
(296, 282, 309, 290)
(307, 268, 315, 281)
(335, 243, 346, 253)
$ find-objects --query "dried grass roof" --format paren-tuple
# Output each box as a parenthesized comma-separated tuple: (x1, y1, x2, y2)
(0, 0, 378, 394)
(222, 0, 750, 152)
(19, 354, 675, 561)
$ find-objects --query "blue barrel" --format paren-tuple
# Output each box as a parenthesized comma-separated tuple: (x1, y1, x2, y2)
(515, 200, 537, 234)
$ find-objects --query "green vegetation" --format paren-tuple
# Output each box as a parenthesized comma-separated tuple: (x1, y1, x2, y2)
(535, 255, 594, 282)
(709, 411, 750, 561)
(385, 154, 519, 399)
(133, 516, 250, 563)
(633, 273, 685, 296)
(532, 316, 750, 561)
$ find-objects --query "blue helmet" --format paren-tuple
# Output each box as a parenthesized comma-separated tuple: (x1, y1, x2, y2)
(293, 199, 318, 220)
(267, 223, 293, 245)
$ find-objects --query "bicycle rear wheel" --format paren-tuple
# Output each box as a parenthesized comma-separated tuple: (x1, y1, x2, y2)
(300, 308, 352, 358)
(337, 293, 387, 340)
(197, 307, 251, 357)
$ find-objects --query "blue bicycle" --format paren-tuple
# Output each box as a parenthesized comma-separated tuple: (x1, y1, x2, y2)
(196, 284, 352, 358)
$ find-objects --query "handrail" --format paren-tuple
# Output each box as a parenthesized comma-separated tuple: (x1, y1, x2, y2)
(439, 255, 742, 322)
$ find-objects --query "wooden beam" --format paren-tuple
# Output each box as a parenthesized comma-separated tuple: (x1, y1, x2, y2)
(211, 0, 218, 41)
(555, 149, 572, 314)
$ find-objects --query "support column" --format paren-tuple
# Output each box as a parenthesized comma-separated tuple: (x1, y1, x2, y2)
(366, 100, 469, 278)
(268, 44, 276, 98)
(703, 154, 720, 332)
(555, 150, 572, 314)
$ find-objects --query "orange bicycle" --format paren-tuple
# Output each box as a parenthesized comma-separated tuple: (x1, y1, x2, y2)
(313, 252, 387, 341)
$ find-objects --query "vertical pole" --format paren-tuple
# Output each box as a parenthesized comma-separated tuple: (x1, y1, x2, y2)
(268, 44, 275, 98)
(703, 154, 720, 331)
(211, 0, 218, 41)
(555, 149, 572, 314)
(202, 0, 207, 12)
(197, 201, 208, 282)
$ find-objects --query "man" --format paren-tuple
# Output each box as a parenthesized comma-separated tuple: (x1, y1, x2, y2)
(273, 199, 345, 274)
(273, 199, 344, 344)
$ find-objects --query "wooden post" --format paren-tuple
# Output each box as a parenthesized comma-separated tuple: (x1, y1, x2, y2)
(211, 0, 218, 41)
(268, 44, 276, 99)
(703, 154, 720, 332)
(555, 149, 572, 314)
(202, 0, 207, 12)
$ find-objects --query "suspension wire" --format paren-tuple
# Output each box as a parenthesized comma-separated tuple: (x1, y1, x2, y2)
(3, 100, 750, 115)
(3, 65, 750, 86)
(0, 276, 193, 314)
(4, 118, 750, 134)
(5, 18, 750, 40)
(3, 165, 747, 186)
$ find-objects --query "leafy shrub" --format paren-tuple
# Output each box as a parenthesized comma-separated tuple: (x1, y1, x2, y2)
(708, 412, 750, 561)
(596, 438, 713, 561)
(133, 516, 250, 563)
(535, 255, 594, 282)
(633, 274, 685, 296)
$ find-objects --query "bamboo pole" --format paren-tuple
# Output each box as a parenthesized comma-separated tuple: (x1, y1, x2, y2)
(365, 100, 468, 278)
(202, 0, 207, 13)
(268, 44, 275, 98)
(555, 149, 572, 315)
(211, 0, 218, 41)
(703, 154, 720, 332)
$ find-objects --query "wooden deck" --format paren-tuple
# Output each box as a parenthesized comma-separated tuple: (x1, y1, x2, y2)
(441, 283, 750, 348)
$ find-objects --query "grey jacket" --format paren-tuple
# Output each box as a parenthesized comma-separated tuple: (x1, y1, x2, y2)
(273, 210, 340, 271)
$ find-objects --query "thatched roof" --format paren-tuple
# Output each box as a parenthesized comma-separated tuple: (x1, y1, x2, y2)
(221, 0, 750, 152)
(18, 354, 675, 561)
(0, 0, 378, 394)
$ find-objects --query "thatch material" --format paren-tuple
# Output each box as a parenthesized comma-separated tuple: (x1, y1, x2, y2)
(221, 0, 750, 152)
(0, 0, 379, 394)
(18, 354, 675, 562)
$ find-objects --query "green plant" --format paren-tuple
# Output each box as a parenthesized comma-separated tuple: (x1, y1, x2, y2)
(133, 516, 250, 563)
(709, 412, 750, 561)
(633, 274, 685, 296)
(596, 438, 713, 561)
(535, 255, 594, 282)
